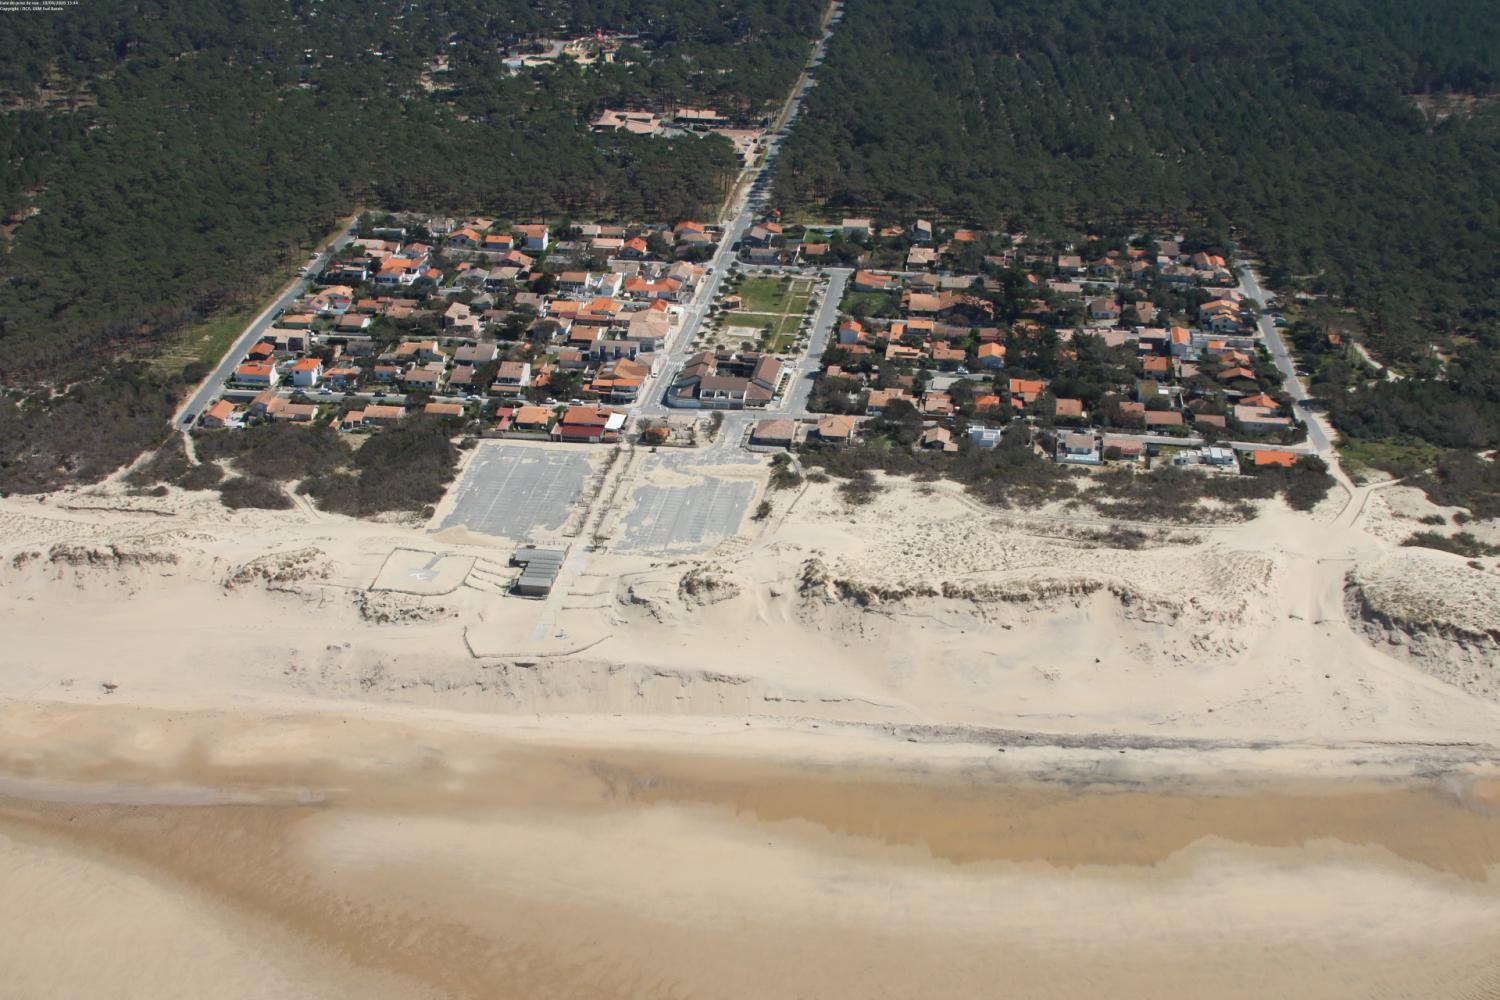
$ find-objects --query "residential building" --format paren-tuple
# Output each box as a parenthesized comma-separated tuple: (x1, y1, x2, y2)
(288, 357, 323, 388)
(234, 362, 279, 387)
(750, 419, 799, 449)
(815, 414, 858, 444)
(1056, 430, 1102, 465)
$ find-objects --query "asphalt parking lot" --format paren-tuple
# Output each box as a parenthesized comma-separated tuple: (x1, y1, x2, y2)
(436, 443, 594, 540)
(616, 476, 757, 555)
(613, 435, 759, 554)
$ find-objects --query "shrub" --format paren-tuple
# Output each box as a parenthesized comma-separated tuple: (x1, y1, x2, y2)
(1400, 531, 1500, 558)
(303, 416, 457, 516)
(0, 366, 180, 494)
(194, 422, 349, 481)
(177, 462, 224, 491)
(1410, 451, 1500, 519)
(218, 476, 293, 510)
(125, 435, 192, 488)
(838, 470, 881, 505)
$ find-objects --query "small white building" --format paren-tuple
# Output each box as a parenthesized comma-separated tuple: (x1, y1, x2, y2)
(969, 426, 1003, 449)
(1055, 430, 1102, 465)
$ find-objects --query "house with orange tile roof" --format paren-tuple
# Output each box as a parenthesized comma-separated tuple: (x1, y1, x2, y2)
(929, 343, 965, 369)
(289, 357, 323, 388)
(1144, 410, 1184, 429)
(233, 362, 279, 387)
(1143, 355, 1171, 377)
(554, 405, 623, 443)
(1052, 397, 1086, 422)
(921, 426, 958, 452)
(922, 391, 955, 416)
(261, 396, 317, 423)
(514, 224, 549, 251)
(815, 414, 858, 443)
(1252, 449, 1299, 468)
(352, 404, 399, 425)
(865, 388, 915, 415)
(512, 405, 554, 432)
(1007, 378, 1047, 406)
(852, 270, 897, 293)
(977, 342, 1007, 369)
(376, 256, 422, 285)
(1218, 365, 1258, 384)
(201, 399, 239, 429)
(449, 227, 482, 248)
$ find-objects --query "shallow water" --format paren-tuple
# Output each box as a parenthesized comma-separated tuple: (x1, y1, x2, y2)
(2, 715, 1500, 999)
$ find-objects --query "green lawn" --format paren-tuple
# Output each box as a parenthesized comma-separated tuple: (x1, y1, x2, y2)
(721, 311, 804, 351)
(150, 215, 355, 378)
(718, 275, 816, 352)
(151, 308, 255, 376)
(840, 288, 900, 317)
(736, 275, 799, 312)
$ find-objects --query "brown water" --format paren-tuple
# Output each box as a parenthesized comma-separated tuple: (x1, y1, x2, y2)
(2, 709, 1500, 999)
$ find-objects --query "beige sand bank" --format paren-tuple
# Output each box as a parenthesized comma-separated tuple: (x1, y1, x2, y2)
(2, 701, 1500, 1000)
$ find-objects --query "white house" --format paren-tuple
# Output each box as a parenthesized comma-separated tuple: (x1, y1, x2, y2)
(1055, 430, 1102, 465)
(288, 358, 323, 388)
(969, 426, 1003, 449)
(233, 362, 279, 387)
(516, 224, 549, 251)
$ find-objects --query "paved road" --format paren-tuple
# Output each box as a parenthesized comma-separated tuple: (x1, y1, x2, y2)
(1236, 263, 1332, 454)
(174, 219, 361, 428)
(638, 1, 843, 418)
(782, 267, 849, 415)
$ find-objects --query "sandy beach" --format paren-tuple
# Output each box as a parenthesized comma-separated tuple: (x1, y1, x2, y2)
(1, 452, 1498, 998)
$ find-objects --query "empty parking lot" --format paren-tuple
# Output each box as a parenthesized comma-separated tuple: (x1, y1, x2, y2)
(615, 454, 757, 555)
(436, 443, 594, 541)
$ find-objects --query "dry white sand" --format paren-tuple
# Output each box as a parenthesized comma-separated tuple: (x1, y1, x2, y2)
(1, 454, 1498, 998)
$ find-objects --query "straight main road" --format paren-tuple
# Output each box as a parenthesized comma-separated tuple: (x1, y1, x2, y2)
(638, 1, 844, 418)
(781, 266, 849, 416)
(1236, 262, 1333, 454)
(173, 218, 361, 428)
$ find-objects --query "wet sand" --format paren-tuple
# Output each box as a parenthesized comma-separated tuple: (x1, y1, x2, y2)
(2, 702, 1499, 999)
